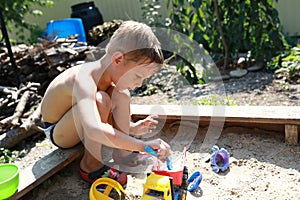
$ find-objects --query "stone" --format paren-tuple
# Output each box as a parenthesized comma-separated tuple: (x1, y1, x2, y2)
(208, 74, 231, 82)
(248, 64, 263, 72)
(221, 74, 231, 80)
(229, 69, 248, 78)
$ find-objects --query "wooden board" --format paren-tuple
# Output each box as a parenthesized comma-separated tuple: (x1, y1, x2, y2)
(10, 144, 83, 200)
(131, 105, 299, 144)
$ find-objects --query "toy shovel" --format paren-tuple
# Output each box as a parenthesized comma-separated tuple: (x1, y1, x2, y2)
(144, 146, 173, 170)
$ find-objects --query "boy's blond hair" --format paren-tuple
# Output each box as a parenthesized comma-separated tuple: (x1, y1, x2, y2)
(106, 21, 164, 64)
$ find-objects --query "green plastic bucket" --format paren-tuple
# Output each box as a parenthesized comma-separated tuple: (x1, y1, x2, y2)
(0, 164, 19, 199)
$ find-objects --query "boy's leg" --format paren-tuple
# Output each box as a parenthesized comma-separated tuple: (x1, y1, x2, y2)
(52, 91, 127, 185)
(51, 104, 82, 148)
(80, 91, 112, 172)
(52, 91, 110, 172)
(79, 91, 127, 185)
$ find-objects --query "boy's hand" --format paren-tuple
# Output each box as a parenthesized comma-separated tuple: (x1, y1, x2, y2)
(130, 115, 158, 135)
(144, 138, 171, 161)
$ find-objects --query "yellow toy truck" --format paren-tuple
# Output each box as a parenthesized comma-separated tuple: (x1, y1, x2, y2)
(142, 173, 175, 200)
(141, 146, 188, 200)
(141, 166, 188, 200)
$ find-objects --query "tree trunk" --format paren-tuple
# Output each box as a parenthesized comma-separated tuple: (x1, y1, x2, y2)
(214, 0, 229, 68)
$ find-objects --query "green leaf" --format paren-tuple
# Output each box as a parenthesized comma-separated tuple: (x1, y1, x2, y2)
(173, 13, 181, 25)
(199, 8, 205, 18)
(192, 0, 201, 9)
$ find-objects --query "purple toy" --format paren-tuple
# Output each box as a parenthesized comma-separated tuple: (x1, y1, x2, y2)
(210, 145, 229, 173)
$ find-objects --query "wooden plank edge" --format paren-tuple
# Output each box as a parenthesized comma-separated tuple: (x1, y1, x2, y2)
(132, 114, 300, 125)
(10, 144, 84, 200)
(130, 105, 300, 121)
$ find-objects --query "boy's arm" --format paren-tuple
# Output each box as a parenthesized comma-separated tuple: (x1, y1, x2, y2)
(130, 115, 158, 135)
(109, 88, 131, 135)
(74, 73, 145, 152)
(110, 88, 158, 136)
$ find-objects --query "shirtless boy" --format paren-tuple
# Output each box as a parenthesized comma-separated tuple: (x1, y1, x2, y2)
(41, 21, 171, 186)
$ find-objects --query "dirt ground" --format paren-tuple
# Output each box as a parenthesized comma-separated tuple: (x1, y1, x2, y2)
(13, 70, 300, 200)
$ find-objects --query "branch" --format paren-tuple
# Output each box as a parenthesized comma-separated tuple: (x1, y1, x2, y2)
(0, 127, 38, 148)
(16, 82, 40, 97)
(20, 103, 42, 131)
(0, 90, 30, 126)
(214, 0, 229, 68)
(0, 86, 18, 100)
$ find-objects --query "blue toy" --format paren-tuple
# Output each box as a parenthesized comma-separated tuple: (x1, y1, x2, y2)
(187, 171, 202, 192)
(210, 145, 229, 173)
(144, 146, 173, 170)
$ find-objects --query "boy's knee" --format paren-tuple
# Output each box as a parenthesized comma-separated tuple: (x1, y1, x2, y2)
(96, 91, 111, 111)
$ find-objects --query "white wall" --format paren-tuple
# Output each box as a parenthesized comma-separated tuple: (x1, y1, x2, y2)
(275, 0, 300, 36)
(28, 0, 168, 30)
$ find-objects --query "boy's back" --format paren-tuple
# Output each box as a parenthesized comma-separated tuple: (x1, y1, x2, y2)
(41, 61, 100, 123)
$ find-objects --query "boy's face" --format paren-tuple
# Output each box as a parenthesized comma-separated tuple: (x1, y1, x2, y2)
(115, 60, 160, 91)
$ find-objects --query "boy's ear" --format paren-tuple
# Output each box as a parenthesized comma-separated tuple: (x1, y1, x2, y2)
(111, 51, 124, 66)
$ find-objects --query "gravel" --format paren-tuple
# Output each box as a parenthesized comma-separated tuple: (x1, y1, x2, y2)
(131, 65, 300, 106)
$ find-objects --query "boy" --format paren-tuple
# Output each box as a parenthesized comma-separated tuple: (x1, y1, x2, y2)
(41, 21, 171, 186)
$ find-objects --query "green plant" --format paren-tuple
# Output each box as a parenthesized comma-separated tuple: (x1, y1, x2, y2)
(268, 45, 300, 81)
(0, 148, 27, 163)
(139, 0, 211, 84)
(167, 0, 288, 68)
(1, 0, 54, 44)
(197, 94, 237, 106)
(139, 0, 170, 27)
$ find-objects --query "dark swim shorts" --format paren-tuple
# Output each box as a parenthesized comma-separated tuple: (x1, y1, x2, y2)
(43, 122, 64, 148)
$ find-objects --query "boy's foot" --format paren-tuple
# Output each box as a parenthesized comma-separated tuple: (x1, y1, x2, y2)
(79, 165, 127, 187)
(112, 151, 152, 167)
